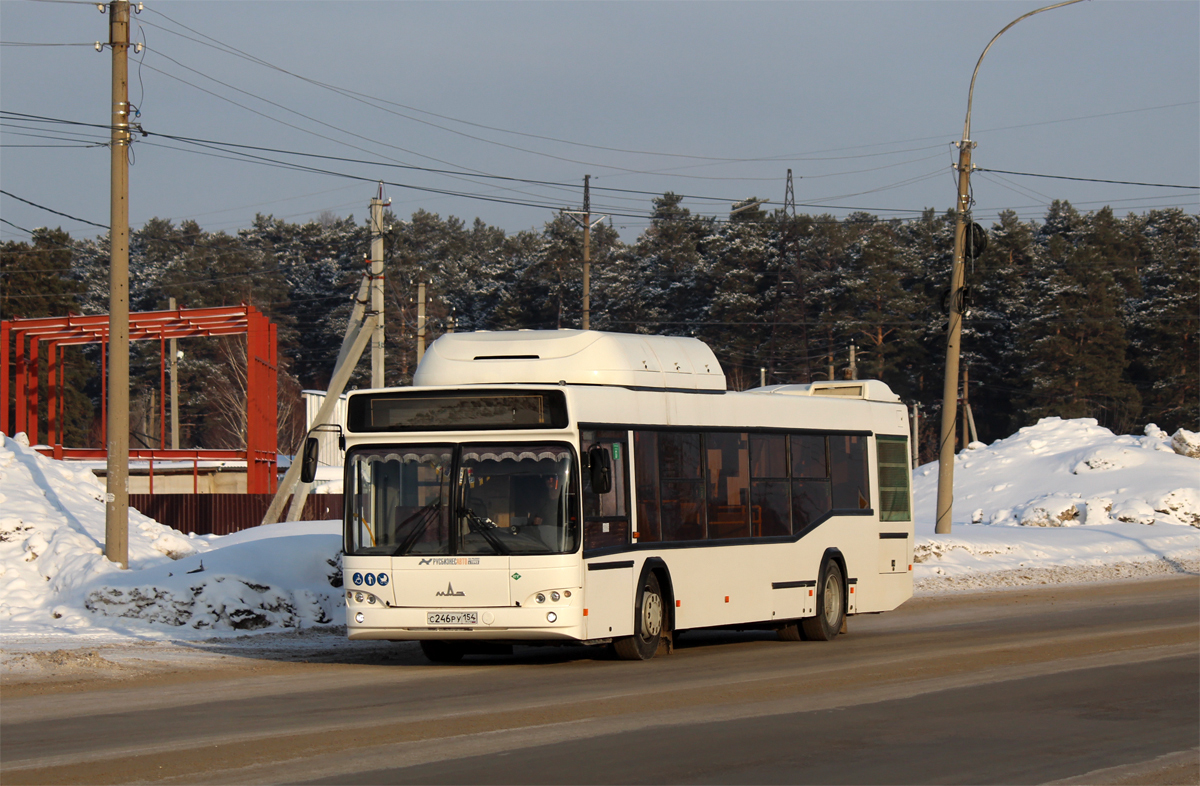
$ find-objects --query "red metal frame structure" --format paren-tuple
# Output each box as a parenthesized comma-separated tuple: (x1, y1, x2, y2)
(1, 305, 278, 493)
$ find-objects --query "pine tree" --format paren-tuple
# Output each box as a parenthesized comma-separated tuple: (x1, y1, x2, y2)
(1126, 209, 1199, 430)
(1020, 202, 1141, 431)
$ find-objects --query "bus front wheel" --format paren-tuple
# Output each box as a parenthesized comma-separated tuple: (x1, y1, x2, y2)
(420, 640, 465, 663)
(614, 572, 664, 660)
(801, 559, 845, 641)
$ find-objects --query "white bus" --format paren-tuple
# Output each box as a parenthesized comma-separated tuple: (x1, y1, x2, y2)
(320, 330, 913, 662)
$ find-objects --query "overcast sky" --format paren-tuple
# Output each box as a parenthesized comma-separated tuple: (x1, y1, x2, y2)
(2, 0, 1197, 244)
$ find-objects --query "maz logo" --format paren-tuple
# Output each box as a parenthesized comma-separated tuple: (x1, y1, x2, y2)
(436, 583, 465, 597)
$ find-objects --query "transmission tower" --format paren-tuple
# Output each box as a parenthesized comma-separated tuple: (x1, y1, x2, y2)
(784, 169, 796, 218)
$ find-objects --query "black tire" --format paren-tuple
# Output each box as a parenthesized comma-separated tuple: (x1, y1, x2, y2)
(420, 639, 465, 663)
(613, 572, 664, 660)
(801, 559, 845, 642)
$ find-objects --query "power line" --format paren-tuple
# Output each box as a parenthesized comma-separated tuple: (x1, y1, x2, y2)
(975, 168, 1198, 190)
(0, 41, 95, 46)
(0, 189, 109, 229)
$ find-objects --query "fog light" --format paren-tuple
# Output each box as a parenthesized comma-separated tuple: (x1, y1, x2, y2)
(550, 591, 560, 602)
(354, 612, 365, 623)
(546, 611, 557, 623)
(536, 593, 546, 603)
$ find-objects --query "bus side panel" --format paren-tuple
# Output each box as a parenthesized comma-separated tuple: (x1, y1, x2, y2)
(651, 544, 786, 630)
(584, 564, 635, 638)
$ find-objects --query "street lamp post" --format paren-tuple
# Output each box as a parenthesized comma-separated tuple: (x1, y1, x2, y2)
(935, 0, 1089, 535)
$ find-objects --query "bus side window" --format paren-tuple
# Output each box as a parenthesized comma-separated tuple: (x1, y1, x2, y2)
(792, 434, 832, 530)
(706, 432, 750, 539)
(657, 431, 705, 542)
(583, 431, 631, 552)
(633, 431, 661, 543)
(750, 433, 790, 537)
(831, 434, 870, 510)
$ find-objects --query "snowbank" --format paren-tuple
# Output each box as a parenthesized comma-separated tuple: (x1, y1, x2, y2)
(0, 433, 343, 642)
(911, 418, 1200, 589)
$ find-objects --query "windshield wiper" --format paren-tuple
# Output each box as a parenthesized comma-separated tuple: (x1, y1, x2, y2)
(458, 506, 510, 555)
(392, 500, 442, 556)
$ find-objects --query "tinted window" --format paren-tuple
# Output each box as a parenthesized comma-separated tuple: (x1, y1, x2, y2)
(750, 433, 787, 479)
(792, 434, 828, 479)
(792, 478, 832, 529)
(830, 434, 870, 510)
(706, 432, 750, 539)
(633, 431, 661, 543)
(658, 432, 702, 479)
(660, 480, 704, 541)
(632, 428, 871, 544)
(752, 480, 791, 537)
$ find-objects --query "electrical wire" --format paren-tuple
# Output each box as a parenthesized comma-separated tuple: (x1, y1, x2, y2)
(975, 168, 1197, 190)
(137, 10, 944, 169)
(134, 50, 589, 206)
(0, 41, 96, 46)
(0, 190, 109, 229)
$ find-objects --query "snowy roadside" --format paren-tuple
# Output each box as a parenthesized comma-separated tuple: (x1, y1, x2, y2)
(1, 417, 1197, 664)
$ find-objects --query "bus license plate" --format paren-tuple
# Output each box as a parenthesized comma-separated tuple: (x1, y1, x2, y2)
(428, 611, 477, 626)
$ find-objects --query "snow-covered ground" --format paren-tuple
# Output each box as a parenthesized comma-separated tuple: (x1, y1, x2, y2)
(1, 418, 1197, 652)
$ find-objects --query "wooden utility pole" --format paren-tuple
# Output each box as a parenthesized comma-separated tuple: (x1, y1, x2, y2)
(104, 0, 130, 568)
(416, 278, 427, 364)
(910, 402, 921, 468)
(935, 131, 973, 535)
(369, 185, 387, 388)
(563, 175, 606, 331)
(935, 0, 1087, 536)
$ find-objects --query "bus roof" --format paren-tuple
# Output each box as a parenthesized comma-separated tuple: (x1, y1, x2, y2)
(413, 330, 727, 391)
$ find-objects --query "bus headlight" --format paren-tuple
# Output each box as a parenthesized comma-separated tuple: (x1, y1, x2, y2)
(546, 612, 557, 623)
(536, 593, 546, 603)
(550, 591, 561, 602)
(355, 592, 364, 603)
(367, 595, 376, 604)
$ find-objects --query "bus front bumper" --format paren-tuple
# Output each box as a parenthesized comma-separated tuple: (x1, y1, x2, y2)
(346, 604, 586, 642)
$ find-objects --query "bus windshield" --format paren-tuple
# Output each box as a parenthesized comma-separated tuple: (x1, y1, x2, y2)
(345, 443, 579, 557)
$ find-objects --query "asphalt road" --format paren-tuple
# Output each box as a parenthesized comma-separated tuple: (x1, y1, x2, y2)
(2, 576, 1197, 785)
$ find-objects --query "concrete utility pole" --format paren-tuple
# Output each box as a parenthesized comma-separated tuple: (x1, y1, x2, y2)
(563, 175, 606, 331)
(169, 296, 179, 450)
(369, 184, 388, 388)
(935, 0, 1088, 535)
(104, 0, 131, 569)
(273, 314, 378, 525)
(848, 342, 858, 380)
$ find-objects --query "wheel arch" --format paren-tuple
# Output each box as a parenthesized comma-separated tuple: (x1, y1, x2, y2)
(637, 557, 675, 633)
(820, 546, 848, 600)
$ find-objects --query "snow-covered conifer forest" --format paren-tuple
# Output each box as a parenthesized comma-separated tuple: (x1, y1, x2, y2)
(2, 198, 1196, 458)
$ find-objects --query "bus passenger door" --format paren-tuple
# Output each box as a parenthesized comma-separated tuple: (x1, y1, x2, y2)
(582, 431, 631, 553)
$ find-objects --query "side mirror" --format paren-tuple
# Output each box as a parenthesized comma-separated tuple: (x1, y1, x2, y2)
(300, 436, 320, 483)
(587, 444, 612, 495)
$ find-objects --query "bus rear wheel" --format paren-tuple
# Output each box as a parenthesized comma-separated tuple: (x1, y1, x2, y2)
(801, 559, 845, 642)
(420, 640, 465, 663)
(614, 572, 664, 660)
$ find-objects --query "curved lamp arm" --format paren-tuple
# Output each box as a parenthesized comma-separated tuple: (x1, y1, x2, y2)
(963, 0, 1090, 143)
